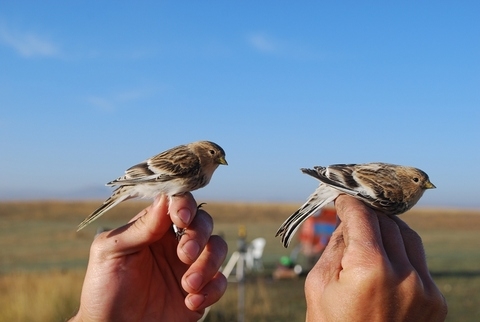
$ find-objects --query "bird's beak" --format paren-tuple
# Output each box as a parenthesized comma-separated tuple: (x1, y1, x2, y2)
(425, 180, 436, 189)
(218, 156, 228, 165)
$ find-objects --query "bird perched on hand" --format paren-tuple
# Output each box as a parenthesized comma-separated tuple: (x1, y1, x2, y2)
(276, 162, 435, 247)
(77, 140, 227, 232)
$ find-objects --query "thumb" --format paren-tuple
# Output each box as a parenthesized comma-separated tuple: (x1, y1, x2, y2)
(97, 195, 173, 256)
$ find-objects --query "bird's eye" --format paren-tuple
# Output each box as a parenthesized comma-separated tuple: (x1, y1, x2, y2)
(209, 149, 216, 155)
(413, 177, 419, 183)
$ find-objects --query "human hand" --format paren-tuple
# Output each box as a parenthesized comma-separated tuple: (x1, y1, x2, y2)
(305, 195, 447, 322)
(70, 193, 227, 322)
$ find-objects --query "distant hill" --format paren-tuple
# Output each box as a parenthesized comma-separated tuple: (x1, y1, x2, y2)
(0, 186, 111, 201)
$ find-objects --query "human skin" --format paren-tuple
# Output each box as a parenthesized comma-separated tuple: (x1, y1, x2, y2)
(305, 195, 447, 322)
(69, 193, 227, 322)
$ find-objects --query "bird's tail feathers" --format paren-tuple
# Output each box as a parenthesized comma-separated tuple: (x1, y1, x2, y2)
(276, 186, 339, 248)
(77, 187, 131, 231)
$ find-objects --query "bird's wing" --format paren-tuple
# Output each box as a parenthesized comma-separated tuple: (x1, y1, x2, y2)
(107, 146, 201, 186)
(301, 165, 361, 196)
(302, 164, 402, 212)
(310, 163, 405, 214)
(353, 163, 405, 214)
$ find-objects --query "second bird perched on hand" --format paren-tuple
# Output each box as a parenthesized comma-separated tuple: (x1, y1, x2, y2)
(276, 162, 435, 248)
(77, 140, 227, 232)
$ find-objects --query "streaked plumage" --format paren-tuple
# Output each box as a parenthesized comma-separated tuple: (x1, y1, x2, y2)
(77, 141, 227, 231)
(276, 162, 435, 247)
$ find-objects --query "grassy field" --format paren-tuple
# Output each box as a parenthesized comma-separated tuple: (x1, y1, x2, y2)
(0, 201, 479, 321)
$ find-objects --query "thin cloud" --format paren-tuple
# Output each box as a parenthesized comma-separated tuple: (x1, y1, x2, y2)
(0, 24, 60, 58)
(247, 31, 323, 61)
(87, 88, 155, 112)
(86, 96, 114, 112)
(247, 32, 278, 53)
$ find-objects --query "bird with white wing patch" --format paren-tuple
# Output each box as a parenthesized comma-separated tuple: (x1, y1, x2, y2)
(276, 162, 435, 247)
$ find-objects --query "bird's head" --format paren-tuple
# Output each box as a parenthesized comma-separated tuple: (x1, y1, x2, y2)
(196, 141, 228, 167)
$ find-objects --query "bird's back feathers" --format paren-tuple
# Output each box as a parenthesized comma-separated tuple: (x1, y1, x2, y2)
(107, 145, 202, 186)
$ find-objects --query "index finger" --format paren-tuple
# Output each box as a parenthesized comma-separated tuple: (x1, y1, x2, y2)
(169, 192, 199, 229)
(335, 195, 386, 267)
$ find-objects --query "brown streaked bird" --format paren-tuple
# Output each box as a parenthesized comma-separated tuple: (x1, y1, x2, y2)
(77, 141, 227, 232)
(276, 162, 435, 247)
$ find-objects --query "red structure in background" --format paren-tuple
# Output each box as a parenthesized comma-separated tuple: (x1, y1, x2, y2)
(298, 207, 337, 259)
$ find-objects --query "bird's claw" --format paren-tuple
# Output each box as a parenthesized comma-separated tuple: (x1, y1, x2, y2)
(173, 203, 206, 240)
(173, 225, 186, 241)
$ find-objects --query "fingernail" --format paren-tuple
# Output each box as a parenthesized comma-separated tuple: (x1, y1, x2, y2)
(186, 272, 203, 292)
(182, 239, 200, 261)
(153, 195, 163, 207)
(177, 208, 192, 225)
(187, 293, 206, 309)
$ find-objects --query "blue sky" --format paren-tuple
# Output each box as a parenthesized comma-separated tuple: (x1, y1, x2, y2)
(1, 2, 479, 208)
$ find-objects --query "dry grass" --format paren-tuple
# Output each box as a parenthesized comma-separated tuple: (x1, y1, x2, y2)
(1, 201, 480, 321)
(206, 277, 307, 322)
(0, 269, 84, 322)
